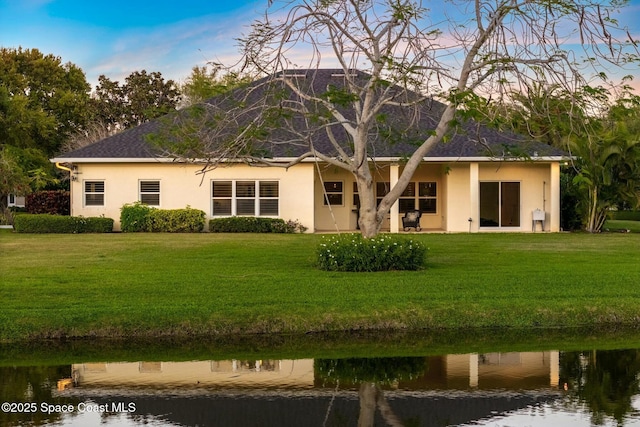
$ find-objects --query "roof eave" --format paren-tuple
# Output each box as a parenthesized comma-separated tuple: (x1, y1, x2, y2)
(51, 155, 571, 164)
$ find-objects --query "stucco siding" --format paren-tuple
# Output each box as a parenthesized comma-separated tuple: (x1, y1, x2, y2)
(70, 162, 316, 232)
(478, 162, 554, 232)
(444, 164, 473, 232)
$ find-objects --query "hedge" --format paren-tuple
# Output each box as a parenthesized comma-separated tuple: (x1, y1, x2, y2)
(147, 208, 206, 232)
(120, 203, 206, 232)
(120, 202, 153, 232)
(611, 210, 640, 221)
(209, 217, 306, 233)
(26, 190, 70, 215)
(13, 214, 114, 233)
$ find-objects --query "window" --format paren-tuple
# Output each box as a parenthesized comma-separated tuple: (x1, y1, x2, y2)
(212, 181, 232, 215)
(323, 181, 343, 205)
(376, 181, 437, 214)
(139, 181, 160, 206)
(399, 183, 416, 213)
(352, 182, 360, 207)
(259, 181, 279, 216)
(480, 181, 520, 227)
(84, 181, 104, 206)
(212, 180, 279, 216)
(419, 182, 437, 214)
(376, 182, 390, 207)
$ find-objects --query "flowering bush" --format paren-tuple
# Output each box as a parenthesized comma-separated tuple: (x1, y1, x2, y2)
(316, 233, 427, 272)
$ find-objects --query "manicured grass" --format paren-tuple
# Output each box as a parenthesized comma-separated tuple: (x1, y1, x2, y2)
(604, 219, 640, 233)
(1, 230, 640, 342)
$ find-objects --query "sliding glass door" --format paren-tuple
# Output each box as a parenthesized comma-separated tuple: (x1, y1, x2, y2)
(479, 182, 520, 227)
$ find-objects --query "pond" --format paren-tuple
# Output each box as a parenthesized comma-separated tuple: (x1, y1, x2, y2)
(2, 331, 640, 426)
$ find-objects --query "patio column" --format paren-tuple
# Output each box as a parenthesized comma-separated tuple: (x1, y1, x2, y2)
(550, 350, 559, 387)
(469, 353, 479, 388)
(550, 162, 560, 232)
(469, 163, 479, 233)
(390, 164, 400, 233)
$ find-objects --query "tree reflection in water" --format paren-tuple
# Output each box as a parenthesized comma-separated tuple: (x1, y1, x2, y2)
(560, 349, 640, 426)
(315, 357, 426, 426)
(3, 350, 640, 426)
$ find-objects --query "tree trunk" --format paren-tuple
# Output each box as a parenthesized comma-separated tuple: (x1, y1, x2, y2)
(354, 170, 384, 238)
(357, 382, 378, 427)
(0, 193, 8, 213)
(587, 186, 599, 233)
(0, 193, 9, 225)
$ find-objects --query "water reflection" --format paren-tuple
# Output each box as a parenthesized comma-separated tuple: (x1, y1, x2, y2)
(2, 349, 640, 426)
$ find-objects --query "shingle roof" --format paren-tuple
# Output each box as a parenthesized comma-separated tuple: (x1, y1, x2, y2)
(54, 69, 566, 161)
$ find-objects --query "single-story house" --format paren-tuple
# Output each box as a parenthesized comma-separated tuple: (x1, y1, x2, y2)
(51, 69, 567, 233)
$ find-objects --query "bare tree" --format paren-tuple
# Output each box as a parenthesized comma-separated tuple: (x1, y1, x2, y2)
(60, 121, 113, 154)
(158, 0, 638, 237)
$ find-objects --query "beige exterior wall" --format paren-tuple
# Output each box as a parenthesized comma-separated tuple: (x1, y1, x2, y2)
(72, 359, 315, 388)
(313, 163, 446, 232)
(443, 164, 473, 232)
(69, 159, 561, 233)
(70, 162, 316, 232)
(477, 162, 557, 232)
(445, 161, 560, 232)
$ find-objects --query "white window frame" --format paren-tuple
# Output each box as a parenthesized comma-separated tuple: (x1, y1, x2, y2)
(139, 180, 161, 206)
(84, 180, 105, 207)
(323, 181, 344, 206)
(418, 181, 437, 214)
(212, 180, 279, 217)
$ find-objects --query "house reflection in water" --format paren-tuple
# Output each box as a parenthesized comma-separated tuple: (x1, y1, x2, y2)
(63, 352, 564, 426)
(71, 351, 559, 391)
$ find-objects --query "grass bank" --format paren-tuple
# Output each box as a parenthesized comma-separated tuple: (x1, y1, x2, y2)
(1, 231, 640, 342)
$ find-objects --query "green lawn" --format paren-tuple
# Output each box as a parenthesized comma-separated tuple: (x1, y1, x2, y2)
(605, 219, 640, 233)
(1, 230, 640, 342)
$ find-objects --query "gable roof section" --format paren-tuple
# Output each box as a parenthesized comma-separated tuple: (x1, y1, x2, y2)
(53, 69, 566, 163)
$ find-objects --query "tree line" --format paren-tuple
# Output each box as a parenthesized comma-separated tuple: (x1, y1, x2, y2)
(0, 47, 242, 216)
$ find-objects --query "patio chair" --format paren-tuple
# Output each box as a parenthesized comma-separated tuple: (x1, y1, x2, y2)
(402, 209, 422, 231)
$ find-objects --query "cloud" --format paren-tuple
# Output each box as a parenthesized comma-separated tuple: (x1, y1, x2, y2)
(84, 10, 256, 86)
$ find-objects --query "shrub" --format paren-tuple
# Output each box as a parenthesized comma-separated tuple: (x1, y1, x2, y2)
(612, 210, 640, 221)
(120, 203, 206, 232)
(316, 233, 427, 272)
(147, 207, 206, 232)
(120, 202, 153, 232)
(13, 214, 113, 233)
(26, 190, 70, 215)
(209, 217, 307, 233)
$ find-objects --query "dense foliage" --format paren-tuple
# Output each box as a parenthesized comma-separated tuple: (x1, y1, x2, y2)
(316, 233, 427, 272)
(612, 211, 640, 221)
(315, 357, 426, 385)
(90, 70, 180, 130)
(0, 47, 91, 156)
(119, 202, 153, 232)
(209, 217, 307, 233)
(13, 214, 113, 233)
(25, 190, 70, 215)
(147, 207, 206, 233)
(120, 202, 205, 232)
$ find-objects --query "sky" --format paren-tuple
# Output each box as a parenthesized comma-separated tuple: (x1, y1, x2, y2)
(0, 0, 264, 88)
(1, 0, 639, 92)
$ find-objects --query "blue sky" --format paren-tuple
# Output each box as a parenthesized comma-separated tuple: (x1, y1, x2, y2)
(1, 0, 638, 92)
(0, 0, 263, 87)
